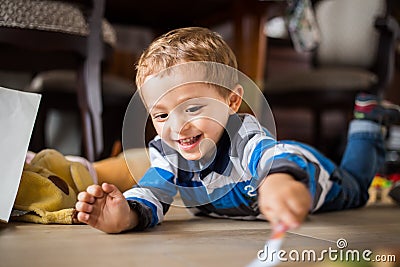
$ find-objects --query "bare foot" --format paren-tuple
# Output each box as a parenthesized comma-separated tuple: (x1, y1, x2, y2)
(76, 183, 138, 233)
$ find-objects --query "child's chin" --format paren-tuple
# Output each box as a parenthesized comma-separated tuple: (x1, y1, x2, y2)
(179, 151, 202, 161)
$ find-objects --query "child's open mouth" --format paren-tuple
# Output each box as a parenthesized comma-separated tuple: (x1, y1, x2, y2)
(178, 134, 202, 150)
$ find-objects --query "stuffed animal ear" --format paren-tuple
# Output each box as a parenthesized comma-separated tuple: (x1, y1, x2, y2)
(29, 149, 95, 193)
(69, 163, 95, 192)
(48, 175, 70, 195)
(30, 149, 78, 192)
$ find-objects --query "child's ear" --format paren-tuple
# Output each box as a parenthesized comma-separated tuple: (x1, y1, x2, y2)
(228, 85, 243, 114)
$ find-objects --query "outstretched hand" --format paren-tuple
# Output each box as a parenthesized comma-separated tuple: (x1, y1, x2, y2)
(258, 173, 312, 229)
(75, 183, 138, 233)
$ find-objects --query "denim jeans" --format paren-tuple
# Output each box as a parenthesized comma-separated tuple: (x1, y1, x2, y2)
(318, 120, 385, 212)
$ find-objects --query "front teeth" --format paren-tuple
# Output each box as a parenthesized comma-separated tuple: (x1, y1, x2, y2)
(179, 135, 199, 145)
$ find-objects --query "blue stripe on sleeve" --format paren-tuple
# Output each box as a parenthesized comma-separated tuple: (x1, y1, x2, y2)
(248, 138, 277, 177)
(139, 167, 177, 197)
(307, 163, 317, 198)
(281, 140, 336, 174)
(324, 182, 341, 203)
(274, 152, 308, 170)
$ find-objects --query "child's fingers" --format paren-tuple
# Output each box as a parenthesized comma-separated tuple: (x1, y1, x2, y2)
(76, 211, 90, 224)
(77, 191, 95, 203)
(101, 183, 123, 198)
(286, 187, 311, 220)
(270, 200, 300, 229)
(279, 207, 301, 229)
(287, 198, 307, 216)
(262, 208, 281, 228)
(261, 201, 292, 228)
(263, 193, 303, 228)
(75, 201, 93, 213)
(86, 184, 105, 198)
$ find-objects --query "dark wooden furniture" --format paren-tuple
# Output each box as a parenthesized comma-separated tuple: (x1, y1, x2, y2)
(0, 0, 114, 161)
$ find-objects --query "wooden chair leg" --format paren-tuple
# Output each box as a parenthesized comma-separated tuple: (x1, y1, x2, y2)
(82, 0, 105, 161)
(76, 62, 103, 162)
(71, 0, 106, 161)
(84, 59, 103, 160)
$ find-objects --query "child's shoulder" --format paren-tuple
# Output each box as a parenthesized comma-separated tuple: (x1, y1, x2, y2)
(234, 113, 265, 136)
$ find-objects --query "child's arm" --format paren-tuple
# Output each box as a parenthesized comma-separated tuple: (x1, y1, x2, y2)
(76, 183, 139, 233)
(257, 173, 312, 229)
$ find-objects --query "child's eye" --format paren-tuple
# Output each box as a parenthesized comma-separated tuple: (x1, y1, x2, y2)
(185, 105, 204, 113)
(153, 113, 168, 121)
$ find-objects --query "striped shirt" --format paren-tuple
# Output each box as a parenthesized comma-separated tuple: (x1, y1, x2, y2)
(123, 113, 338, 230)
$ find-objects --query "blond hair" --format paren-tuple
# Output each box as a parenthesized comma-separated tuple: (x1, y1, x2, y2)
(135, 27, 238, 92)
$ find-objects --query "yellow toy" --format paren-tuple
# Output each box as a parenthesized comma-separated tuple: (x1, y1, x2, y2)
(368, 175, 393, 204)
(12, 149, 95, 224)
(12, 147, 150, 224)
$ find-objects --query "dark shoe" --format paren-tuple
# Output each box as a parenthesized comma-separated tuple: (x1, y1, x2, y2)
(354, 93, 400, 126)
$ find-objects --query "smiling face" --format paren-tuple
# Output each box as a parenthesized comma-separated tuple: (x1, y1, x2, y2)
(142, 83, 242, 161)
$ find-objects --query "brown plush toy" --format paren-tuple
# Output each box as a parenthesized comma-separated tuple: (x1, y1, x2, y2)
(12, 148, 150, 224)
(12, 149, 95, 224)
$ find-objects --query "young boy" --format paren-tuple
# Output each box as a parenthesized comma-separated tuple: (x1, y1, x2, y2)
(75, 27, 399, 234)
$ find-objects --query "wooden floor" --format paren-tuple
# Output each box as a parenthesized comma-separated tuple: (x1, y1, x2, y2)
(1, 200, 399, 267)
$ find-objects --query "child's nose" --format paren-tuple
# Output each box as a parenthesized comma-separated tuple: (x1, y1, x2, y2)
(169, 113, 190, 133)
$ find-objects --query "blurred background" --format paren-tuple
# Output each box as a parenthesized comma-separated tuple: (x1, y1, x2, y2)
(0, 0, 399, 163)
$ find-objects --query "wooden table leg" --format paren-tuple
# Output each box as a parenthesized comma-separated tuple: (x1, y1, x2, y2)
(233, 0, 269, 88)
